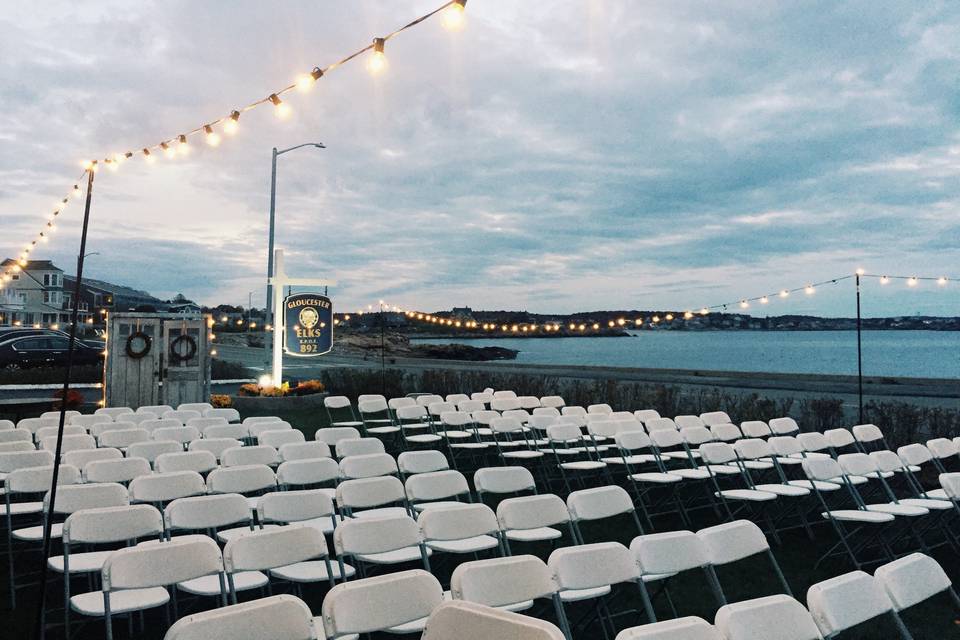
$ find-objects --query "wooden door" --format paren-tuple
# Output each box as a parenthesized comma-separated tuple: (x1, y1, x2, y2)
(105, 315, 161, 409)
(161, 317, 210, 407)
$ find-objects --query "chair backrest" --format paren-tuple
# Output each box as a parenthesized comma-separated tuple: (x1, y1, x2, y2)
(324, 395, 353, 410)
(90, 420, 138, 438)
(243, 416, 282, 426)
(700, 411, 732, 427)
(768, 436, 802, 457)
(207, 464, 277, 495)
(547, 423, 585, 443)
(336, 475, 406, 511)
(398, 450, 449, 475)
(96, 407, 135, 420)
(549, 541, 639, 590)
(139, 404, 174, 416)
(615, 429, 654, 453)
(35, 425, 87, 441)
(633, 409, 660, 424)
(896, 443, 933, 467)
(62, 447, 122, 471)
(187, 417, 229, 433)
(768, 417, 800, 436)
(63, 503, 163, 545)
(41, 434, 96, 453)
(335, 437, 385, 458)
(277, 458, 340, 487)
(740, 421, 772, 438)
(279, 441, 331, 462)
(0, 428, 33, 444)
(869, 450, 906, 474)
(836, 452, 879, 477)
(422, 601, 566, 640)
(188, 437, 243, 460)
(796, 432, 831, 454)
(0, 440, 35, 452)
(445, 393, 470, 404)
(453, 555, 557, 610)
(566, 485, 634, 522)
(358, 398, 390, 415)
(824, 428, 855, 449)
(714, 594, 822, 640)
(333, 513, 423, 556)
(165, 493, 251, 531)
(339, 453, 398, 480)
(457, 400, 485, 413)
(428, 401, 458, 417)
(85, 457, 152, 484)
(101, 535, 223, 591)
(710, 423, 743, 442)
(539, 396, 565, 409)
(38, 411, 80, 422)
(874, 553, 953, 611)
(926, 438, 958, 461)
(674, 415, 704, 429)
(801, 457, 843, 482)
(646, 417, 678, 432)
(248, 420, 294, 439)
(203, 408, 241, 423)
(698, 442, 737, 465)
(405, 470, 470, 503)
(587, 403, 613, 415)
(99, 428, 151, 449)
(321, 569, 444, 638)
(440, 411, 474, 427)
(127, 412, 160, 425)
(152, 426, 200, 444)
(614, 617, 721, 640)
(631, 530, 709, 575)
(139, 418, 185, 434)
(257, 429, 304, 449)
(490, 397, 521, 412)
(497, 494, 570, 531)
(258, 489, 335, 524)
(696, 520, 769, 566)
(474, 466, 536, 495)
(489, 417, 524, 435)
(163, 594, 315, 640)
(806, 570, 894, 637)
(224, 524, 328, 573)
(6, 463, 80, 493)
(733, 438, 774, 461)
(315, 427, 362, 445)
(178, 402, 213, 414)
(532, 407, 561, 419)
(64, 415, 110, 430)
(419, 503, 499, 542)
(389, 397, 416, 410)
(221, 445, 279, 467)
(680, 426, 715, 447)
(471, 392, 494, 404)
(162, 409, 203, 424)
(129, 470, 206, 503)
(940, 473, 960, 499)
(851, 424, 884, 445)
(415, 394, 445, 407)
(46, 482, 129, 514)
(155, 451, 218, 475)
(517, 396, 542, 410)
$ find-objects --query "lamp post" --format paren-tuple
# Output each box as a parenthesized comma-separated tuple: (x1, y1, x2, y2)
(264, 143, 325, 369)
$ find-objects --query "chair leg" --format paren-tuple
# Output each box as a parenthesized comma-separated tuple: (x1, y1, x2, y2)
(890, 610, 914, 640)
(552, 593, 573, 640)
(767, 549, 793, 597)
(636, 580, 657, 623)
(703, 566, 727, 606)
(103, 592, 113, 640)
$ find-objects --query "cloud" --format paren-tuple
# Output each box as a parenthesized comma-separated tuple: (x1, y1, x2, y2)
(0, 0, 957, 317)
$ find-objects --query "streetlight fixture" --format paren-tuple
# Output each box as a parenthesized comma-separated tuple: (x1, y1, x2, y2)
(264, 143, 325, 365)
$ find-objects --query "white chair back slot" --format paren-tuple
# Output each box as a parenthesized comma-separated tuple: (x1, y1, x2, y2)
(63, 504, 163, 545)
(474, 466, 536, 495)
(339, 453, 398, 480)
(155, 451, 218, 475)
(165, 493, 250, 531)
(549, 541, 639, 590)
(207, 464, 277, 494)
(279, 441, 331, 462)
(221, 445, 279, 467)
(277, 458, 340, 486)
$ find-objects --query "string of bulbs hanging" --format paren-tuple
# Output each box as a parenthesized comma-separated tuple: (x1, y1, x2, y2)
(0, 0, 468, 289)
(355, 269, 956, 334)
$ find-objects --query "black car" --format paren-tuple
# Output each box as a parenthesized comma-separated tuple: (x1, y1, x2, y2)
(0, 334, 104, 369)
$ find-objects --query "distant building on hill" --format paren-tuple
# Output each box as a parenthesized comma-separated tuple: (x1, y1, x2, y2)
(451, 306, 474, 319)
(63, 275, 164, 320)
(0, 259, 75, 326)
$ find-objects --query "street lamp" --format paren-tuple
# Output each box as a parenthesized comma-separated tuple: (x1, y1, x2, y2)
(265, 143, 325, 365)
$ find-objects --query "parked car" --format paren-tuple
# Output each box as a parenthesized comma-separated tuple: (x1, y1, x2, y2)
(0, 327, 103, 351)
(0, 334, 104, 369)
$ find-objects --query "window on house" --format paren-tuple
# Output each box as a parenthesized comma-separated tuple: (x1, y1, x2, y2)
(43, 273, 61, 287)
(44, 291, 62, 305)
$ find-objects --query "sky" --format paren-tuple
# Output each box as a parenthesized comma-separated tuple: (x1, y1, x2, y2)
(1, 1, 958, 318)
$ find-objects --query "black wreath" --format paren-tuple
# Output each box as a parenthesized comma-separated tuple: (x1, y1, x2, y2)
(169, 334, 198, 363)
(124, 331, 152, 359)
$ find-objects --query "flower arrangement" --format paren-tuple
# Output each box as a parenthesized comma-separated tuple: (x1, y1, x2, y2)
(210, 394, 233, 408)
(237, 380, 325, 398)
(52, 389, 85, 409)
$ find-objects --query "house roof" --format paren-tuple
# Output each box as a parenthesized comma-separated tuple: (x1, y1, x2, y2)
(62, 275, 160, 302)
(1, 258, 61, 271)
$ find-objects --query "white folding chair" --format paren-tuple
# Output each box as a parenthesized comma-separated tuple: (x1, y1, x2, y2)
(357, 398, 399, 436)
(714, 594, 822, 640)
(129, 471, 206, 506)
(257, 489, 350, 544)
(335, 437, 385, 458)
(405, 470, 471, 511)
(314, 427, 362, 447)
(85, 458, 152, 484)
(324, 396, 362, 428)
(423, 600, 567, 640)
(162, 594, 313, 640)
(874, 553, 960, 620)
(189, 437, 243, 461)
(566, 485, 644, 544)
(496, 493, 576, 550)
(202, 408, 241, 423)
(419, 503, 504, 557)
(332, 514, 432, 577)
(338, 453, 398, 480)
(162, 410, 203, 425)
(398, 450, 449, 478)
(320, 569, 443, 637)
(221, 445, 279, 467)
(156, 451, 218, 475)
(278, 441, 331, 462)
(697, 519, 793, 597)
(615, 617, 720, 640)
(277, 458, 340, 495)
(335, 476, 409, 520)
(700, 412, 731, 427)
(96, 407, 135, 420)
(178, 403, 213, 414)
(807, 569, 910, 639)
(206, 465, 277, 512)
(99, 428, 151, 450)
(62, 448, 122, 473)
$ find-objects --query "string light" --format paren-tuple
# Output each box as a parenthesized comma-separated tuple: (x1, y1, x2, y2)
(161, 142, 175, 158)
(442, 0, 467, 30)
(368, 38, 388, 74)
(779, 290, 789, 298)
(178, 134, 190, 154)
(297, 67, 324, 92)
(760, 296, 769, 304)
(142, 148, 155, 163)
(907, 277, 918, 287)
(224, 110, 240, 135)
(880, 276, 890, 285)
(268, 94, 291, 118)
(938, 276, 948, 286)
(804, 284, 815, 295)
(204, 125, 221, 147)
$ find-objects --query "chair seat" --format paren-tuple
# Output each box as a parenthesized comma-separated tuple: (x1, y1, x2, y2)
(865, 503, 928, 517)
(795, 452, 832, 459)
(505, 527, 562, 542)
(366, 426, 400, 435)
(899, 498, 953, 511)
(560, 585, 611, 602)
(413, 501, 466, 512)
(426, 535, 499, 554)
(438, 430, 472, 439)
(401, 422, 432, 431)
(628, 472, 683, 484)
(716, 489, 777, 502)
(14, 523, 63, 541)
(70, 587, 170, 616)
(271, 559, 356, 582)
(1, 501, 43, 517)
(48, 550, 113, 574)
(450, 442, 489, 450)
(660, 452, 694, 460)
(331, 421, 363, 428)
(541, 447, 586, 456)
(754, 483, 810, 497)
(180, 571, 266, 596)
(298, 515, 347, 535)
(670, 468, 710, 480)
(774, 456, 804, 465)
(603, 454, 657, 465)
(216, 524, 281, 543)
(406, 434, 443, 444)
(821, 510, 895, 523)
(741, 460, 774, 470)
(788, 479, 841, 492)
(926, 489, 949, 500)
(353, 507, 409, 519)
(706, 465, 742, 475)
(560, 461, 607, 471)
(386, 615, 430, 635)
(356, 545, 432, 565)
(501, 450, 544, 459)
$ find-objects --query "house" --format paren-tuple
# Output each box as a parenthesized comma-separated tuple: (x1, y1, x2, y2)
(0, 259, 80, 327)
(167, 293, 201, 315)
(63, 275, 164, 321)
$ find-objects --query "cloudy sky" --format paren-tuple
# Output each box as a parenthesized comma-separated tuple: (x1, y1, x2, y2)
(1, 1, 958, 318)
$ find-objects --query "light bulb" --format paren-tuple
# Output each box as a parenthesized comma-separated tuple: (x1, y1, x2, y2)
(938, 276, 948, 286)
(442, 0, 466, 30)
(161, 142, 175, 158)
(652, 316, 660, 323)
(224, 110, 240, 135)
(106, 158, 118, 171)
(740, 300, 749, 309)
(855, 267, 865, 276)
(684, 311, 694, 319)
(779, 290, 789, 298)
(297, 68, 322, 92)
(700, 308, 709, 315)
(268, 94, 290, 118)
(665, 314, 674, 321)
(608, 320, 615, 327)
(368, 38, 387, 74)
(73, 184, 81, 195)
(760, 296, 769, 304)
(113, 152, 126, 165)
(880, 276, 889, 285)
(805, 285, 815, 295)
(204, 125, 220, 146)
(907, 277, 918, 287)
(178, 134, 190, 154)
(142, 148, 155, 163)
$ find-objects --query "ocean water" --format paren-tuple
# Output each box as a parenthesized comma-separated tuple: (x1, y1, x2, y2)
(413, 330, 960, 379)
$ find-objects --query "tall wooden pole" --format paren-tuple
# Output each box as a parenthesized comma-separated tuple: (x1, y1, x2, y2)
(855, 274, 864, 423)
(33, 167, 95, 638)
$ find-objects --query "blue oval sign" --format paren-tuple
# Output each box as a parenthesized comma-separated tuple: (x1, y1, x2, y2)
(283, 293, 333, 356)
